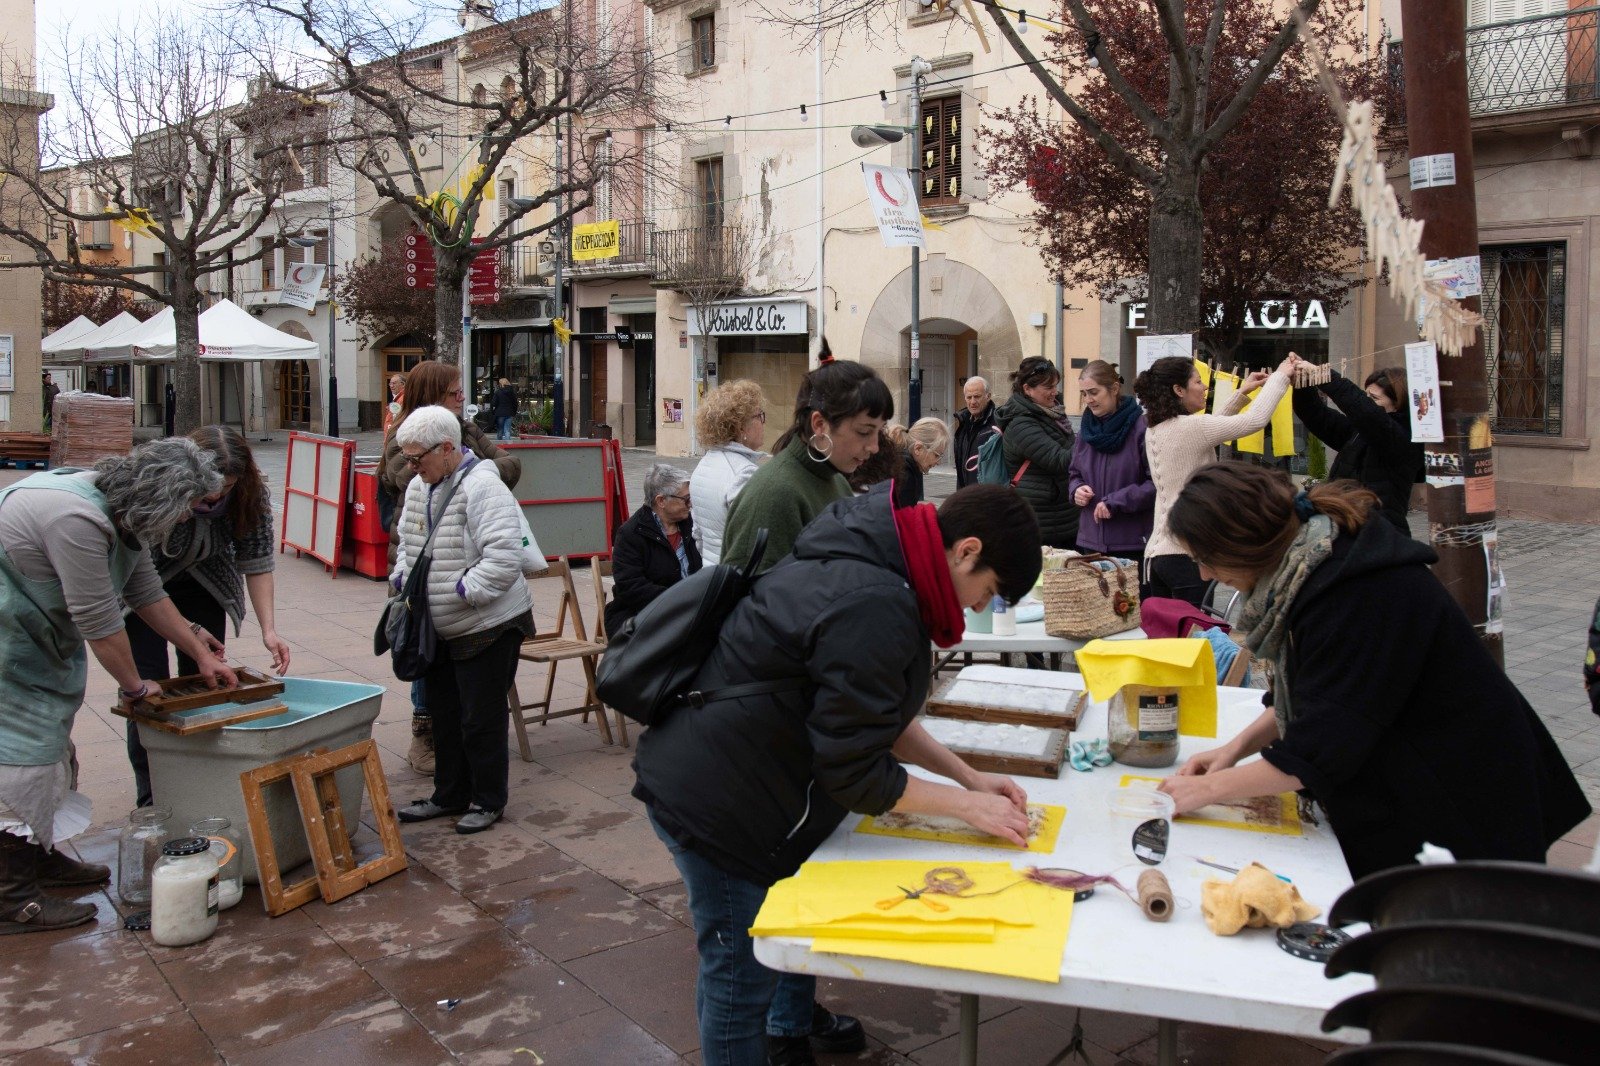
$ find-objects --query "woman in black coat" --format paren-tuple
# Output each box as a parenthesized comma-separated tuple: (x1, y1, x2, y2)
(634, 485, 1042, 1065)
(994, 356, 1079, 549)
(606, 463, 701, 634)
(1291, 357, 1423, 533)
(1157, 463, 1589, 879)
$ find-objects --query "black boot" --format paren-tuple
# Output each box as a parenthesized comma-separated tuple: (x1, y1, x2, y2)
(767, 1035, 815, 1066)
(809, 1003, 866, 1053)
(0, 834, 97, 935)
(37, 847, 111, 887)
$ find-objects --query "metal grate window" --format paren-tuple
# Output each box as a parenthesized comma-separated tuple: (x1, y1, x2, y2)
(918, 95, 962, 205)
(1481, 242, 1566, 436)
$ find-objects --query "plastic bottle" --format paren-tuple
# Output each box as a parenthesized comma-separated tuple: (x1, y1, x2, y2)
(990, 594, 1017, 636)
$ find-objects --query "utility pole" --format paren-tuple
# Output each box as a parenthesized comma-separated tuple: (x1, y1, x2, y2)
(908, 58, 929, 423)
(1399, 0, 1499, 663)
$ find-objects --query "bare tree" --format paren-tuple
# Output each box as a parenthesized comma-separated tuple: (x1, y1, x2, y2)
(769, 0, 1324, 334)
(244, 0, 669, 365)
(0, 11, 301, 433)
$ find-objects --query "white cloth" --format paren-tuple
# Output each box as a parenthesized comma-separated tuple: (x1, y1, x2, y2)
(0, 755, 89, 850)
(689, 443, 764, 566)
(392, 458, 533, 640)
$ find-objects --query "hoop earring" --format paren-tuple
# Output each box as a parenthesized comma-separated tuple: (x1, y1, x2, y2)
(806, 432, 834, 462)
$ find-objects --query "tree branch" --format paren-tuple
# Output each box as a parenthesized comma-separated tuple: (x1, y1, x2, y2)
(1198, 0, 1322, 153)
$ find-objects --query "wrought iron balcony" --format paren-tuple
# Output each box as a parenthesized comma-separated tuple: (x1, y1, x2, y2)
(649, 226, 746, 292)
(505, 242, 554, 288)
(1388, 6, 1600, 124)
(566, 219, 656, 278)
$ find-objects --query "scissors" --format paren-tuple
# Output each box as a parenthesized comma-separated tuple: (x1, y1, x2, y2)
(875, 884, 950, 913)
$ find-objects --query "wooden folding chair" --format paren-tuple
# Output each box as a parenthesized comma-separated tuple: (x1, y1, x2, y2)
(508, 556, 613, 759)
(587, 557, 627, 746)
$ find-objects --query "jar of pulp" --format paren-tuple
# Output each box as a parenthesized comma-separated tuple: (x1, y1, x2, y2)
(150, 836, 219, 947)
(189, 817, 243, 911)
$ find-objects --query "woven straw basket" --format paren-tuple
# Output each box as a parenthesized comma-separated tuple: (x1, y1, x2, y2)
(1041, 553, 1142, 640)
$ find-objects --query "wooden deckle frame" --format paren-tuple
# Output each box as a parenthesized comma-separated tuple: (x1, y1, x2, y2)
(927, 664, 1088, 731)
(920, 714, 1069, 779)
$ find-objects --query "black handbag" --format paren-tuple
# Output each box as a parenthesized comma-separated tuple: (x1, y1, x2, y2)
(596, 529, 808, 727)
(374, 472, 462, 681)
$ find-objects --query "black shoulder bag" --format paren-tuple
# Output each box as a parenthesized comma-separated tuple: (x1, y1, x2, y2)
(374, 471, 464, 681)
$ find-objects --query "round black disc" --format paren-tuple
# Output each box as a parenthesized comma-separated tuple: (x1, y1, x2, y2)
(1276, 921, 1351, 962)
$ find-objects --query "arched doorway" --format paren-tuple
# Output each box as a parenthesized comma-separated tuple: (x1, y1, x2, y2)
(860, 257, 1024, 425)
(275, 320, 316, 429)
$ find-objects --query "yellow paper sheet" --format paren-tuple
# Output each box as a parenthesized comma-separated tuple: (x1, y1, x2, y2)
(752, 860, 1072, 983)
(1075, 638, 1219, 738)
(1120, 774, 1302, 836)
(1233, 388, 1295, 457)
(853, 804, 1066, 854)
(755, 916, 999, 942)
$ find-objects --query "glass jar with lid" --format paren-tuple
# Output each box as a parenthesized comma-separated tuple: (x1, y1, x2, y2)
(150, 836, 219, 947)
(189, 817, 243, 911)
(1107, 685, 1181, 768)
(116, 806, 171, 906)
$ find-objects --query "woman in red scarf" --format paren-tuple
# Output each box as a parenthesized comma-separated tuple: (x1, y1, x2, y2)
(634, 483, 1042, 1066)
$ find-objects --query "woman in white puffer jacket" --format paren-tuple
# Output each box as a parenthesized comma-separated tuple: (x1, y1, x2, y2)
(389, 406, 533, 835)
(688, 379, 768, 565)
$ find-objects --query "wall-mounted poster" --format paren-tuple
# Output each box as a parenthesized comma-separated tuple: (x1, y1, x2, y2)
(0, 334, 13, 392)
(662, 398, 683, 424)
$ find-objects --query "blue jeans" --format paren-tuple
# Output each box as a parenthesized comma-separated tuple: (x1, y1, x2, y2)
(648, 811, 815, 1065)
(497, 415, 514, 440)
(411, 678, 427, 718)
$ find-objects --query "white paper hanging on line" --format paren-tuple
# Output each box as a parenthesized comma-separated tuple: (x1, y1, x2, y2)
(1425, 256, 1482, 301)
(1135, 333, 1192, 374)
(1409, 153, 1456, 190)
(1404, 341, 1445, 443)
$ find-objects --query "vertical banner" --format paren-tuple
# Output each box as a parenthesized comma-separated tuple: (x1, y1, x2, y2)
(862, 164, 925, 249)
(1404, 341, 1445, 443)
(280, 264, 327, 310)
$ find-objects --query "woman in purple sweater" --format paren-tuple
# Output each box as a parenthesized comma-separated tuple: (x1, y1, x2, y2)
(1069, 360, 1155, 571)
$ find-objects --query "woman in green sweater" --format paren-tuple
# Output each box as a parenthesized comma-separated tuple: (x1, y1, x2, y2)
(721, 359, 893, 573)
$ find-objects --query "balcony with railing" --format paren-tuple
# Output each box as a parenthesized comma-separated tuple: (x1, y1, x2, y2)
(650, 226, 747, 292)
(1388, 6, 1600, 129)
(79, 220, 113, 250)
(566, 219, 656, 279)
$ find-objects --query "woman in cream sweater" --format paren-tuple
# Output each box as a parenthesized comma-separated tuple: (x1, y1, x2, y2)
(1135, 353, 1294, 606)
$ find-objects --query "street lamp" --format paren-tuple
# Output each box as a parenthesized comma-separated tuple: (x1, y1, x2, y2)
(289, 219, 339, 437)
(510, 195, 564, 436)
(851, 55, 930, 422)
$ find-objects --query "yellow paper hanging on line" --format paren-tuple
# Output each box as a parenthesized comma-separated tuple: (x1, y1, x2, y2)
(1193, 359, 1212, 388)
(1074, 638, 1218, 737)
(1232, 386, 1296, 457)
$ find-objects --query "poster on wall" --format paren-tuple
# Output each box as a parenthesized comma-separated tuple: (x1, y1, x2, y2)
(1484, 529, 1506, 636)
(1464, 415, 1495, 515)
(662, 398, 682, 424)
(1136, 333, 1192, 375)
(0, 334, 12, 392)
(1404, 341, 1444, 443)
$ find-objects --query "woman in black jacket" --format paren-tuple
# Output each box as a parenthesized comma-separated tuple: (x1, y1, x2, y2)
(1291, 357, 1423, 533)
(1158, 463, 1589, 879)
(606, 463, 701, 634)
(634, 485, 1042, 1066)
(995, 356, 1079, 548)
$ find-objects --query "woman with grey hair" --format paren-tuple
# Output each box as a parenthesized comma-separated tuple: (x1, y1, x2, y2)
(390, 406, 534, 835)
(605, 463, 701, 634)
(0, 437, 238, 935)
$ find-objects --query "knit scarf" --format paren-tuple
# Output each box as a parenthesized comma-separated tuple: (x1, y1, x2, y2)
(1236, 513, 1335, 735)
(893, 500, 965, 649)
(1080, 395, 1140, 454)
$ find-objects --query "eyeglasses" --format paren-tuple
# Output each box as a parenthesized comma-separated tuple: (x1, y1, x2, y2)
(755, 411, 767, 423)
(402, 442, 443, 468)
(449, 388, 466, 399)
(667, 493, 692, 504)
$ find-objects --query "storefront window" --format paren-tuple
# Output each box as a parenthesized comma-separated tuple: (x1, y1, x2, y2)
(474, 329, 556, 430)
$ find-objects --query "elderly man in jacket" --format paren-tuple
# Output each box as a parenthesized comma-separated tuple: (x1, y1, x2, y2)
(952, 376, 997, 488)
(390, 406, 535, 835)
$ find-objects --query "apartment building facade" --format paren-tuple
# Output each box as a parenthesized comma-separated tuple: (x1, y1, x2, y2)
(643, 0, 1098, 456)
(0, 0, 48, 431)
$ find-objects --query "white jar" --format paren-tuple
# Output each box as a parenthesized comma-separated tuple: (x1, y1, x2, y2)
(150, 837, 220, 947)
(990, 594, 1017, 636)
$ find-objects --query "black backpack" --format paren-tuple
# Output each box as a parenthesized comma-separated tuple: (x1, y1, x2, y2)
(595, 529, 808, 727)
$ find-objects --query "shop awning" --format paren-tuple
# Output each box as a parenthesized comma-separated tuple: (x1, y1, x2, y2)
(608, 297, 657, 316)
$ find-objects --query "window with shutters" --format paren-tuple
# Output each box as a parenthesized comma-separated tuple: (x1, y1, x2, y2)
(918, 95, 962, 205)
(498, 177, 514, 223)
(259, 237, 280, 290)
(696, 156, 723, 232)
(1481, 242, 1566, 436)
(593, 137, 613, 220)
(692, 14, 715, 70)
(310, 229, 328, 266)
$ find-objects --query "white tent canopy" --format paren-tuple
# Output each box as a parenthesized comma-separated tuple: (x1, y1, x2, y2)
(129, 299, 320, 363)
(46, 310, 144, 363)
(40, 315, 99, 355)
(87, 308, 174, 365)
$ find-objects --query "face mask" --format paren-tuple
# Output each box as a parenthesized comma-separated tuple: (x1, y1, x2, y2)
(192, 490, 231, 518)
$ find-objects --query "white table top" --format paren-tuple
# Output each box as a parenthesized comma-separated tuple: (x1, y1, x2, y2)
(942, 619, 1146, 654)
(753, 679, 1372, 1042)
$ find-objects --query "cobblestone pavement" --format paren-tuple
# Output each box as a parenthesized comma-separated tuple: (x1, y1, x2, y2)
(0, 437, 1591, 1064)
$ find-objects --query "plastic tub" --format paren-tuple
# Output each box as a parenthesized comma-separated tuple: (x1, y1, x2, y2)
(141, 678, 385, 884)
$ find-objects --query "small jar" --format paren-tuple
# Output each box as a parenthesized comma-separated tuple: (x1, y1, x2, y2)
(189, 817, 243, 911)
(150, 837, 220, 947)
(117, 806, 171, 907)
(1107, 685, 1181, 768)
